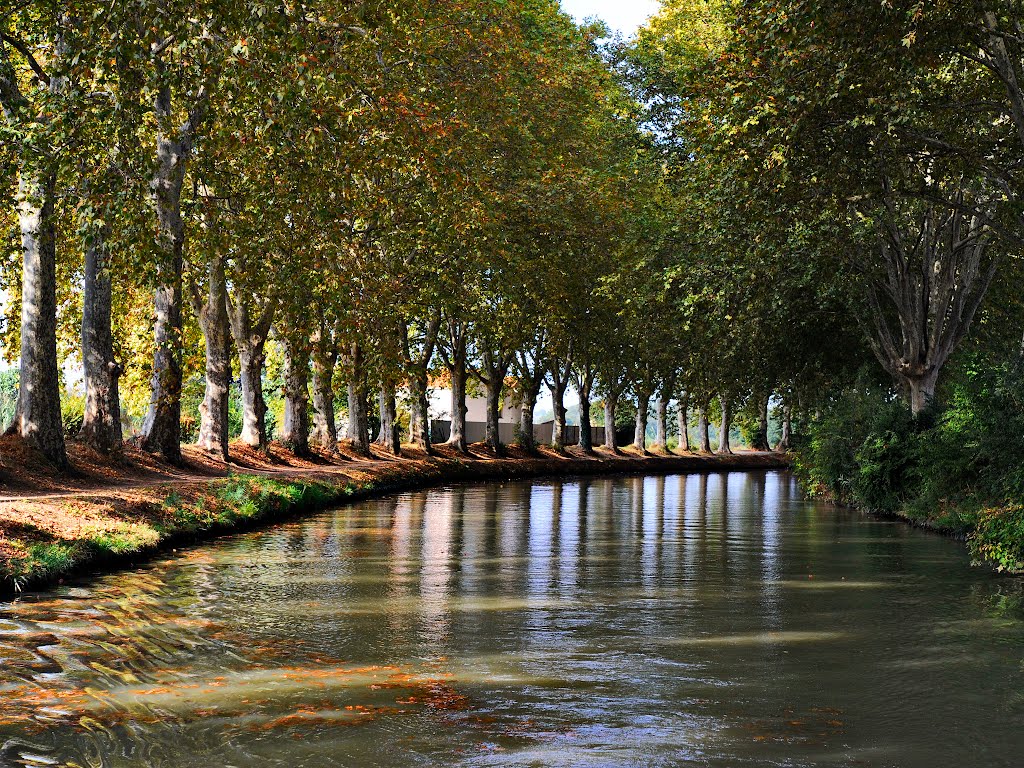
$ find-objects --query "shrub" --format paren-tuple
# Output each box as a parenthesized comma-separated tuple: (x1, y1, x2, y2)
(971, 505, 1024, 573)
(850, 404, 919, 513)
(794, 378, 900, 503)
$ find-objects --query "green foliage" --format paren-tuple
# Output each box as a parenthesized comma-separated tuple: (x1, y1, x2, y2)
(850, 407, 920, 514)
(794, 376, 917, 507)
(60, 389, 86, 437)
(0, 368, 16, 430)
(0, 366, 15, 428)
(797, 360, 1024, 569)
(971, 506, 1024, 573)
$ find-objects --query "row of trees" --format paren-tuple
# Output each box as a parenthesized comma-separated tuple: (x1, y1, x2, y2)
(1, 0, 684, 468)
(3, 0, 824, 474)
(14, 1, 1011, 474)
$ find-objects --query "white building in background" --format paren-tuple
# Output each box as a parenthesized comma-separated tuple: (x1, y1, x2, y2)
(427, 375, 523, 424)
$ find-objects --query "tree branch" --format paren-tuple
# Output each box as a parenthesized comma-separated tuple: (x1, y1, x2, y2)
(0, 31, 49, 86)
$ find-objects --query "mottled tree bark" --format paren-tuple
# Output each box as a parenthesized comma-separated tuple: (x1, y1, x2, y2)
(653, 391, 670, 453)
(192, 253, 231, 461)
(407, 369, 431, 452)
(376, 385, 401, 456)
(310, 322, 338, 452)
(718, 395, 733, 454)
(514, 345, 546, 454)
(141, 264, 183, 462)
(518, 385, 541, 452)
(442, 323, 469, 453)
(676, 394, 690, 453)
(401, 314, 441, 455)
(548, 356, 572, 451)
(15, 168, 68, 468)
(475, 347, 512, 457)
(601, 373, 630, 453)
(344, 342, 370, 455)
(603, 397, 618, 452)
(698, 404, 712, 453)
(776, 402, 792, 452)
(1, 38, 68, 468)
(227, 296, 275, 450)
(280, 334, 310, 456)
(80, 229, 123, 453)
(484, 375, 503, 455)
(142, 74, 205, 463)
(575, 365, 595, 454)
(634, 388, 651, 452)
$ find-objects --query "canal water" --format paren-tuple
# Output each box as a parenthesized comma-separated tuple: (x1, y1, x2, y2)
(1, 472, 1023, 767)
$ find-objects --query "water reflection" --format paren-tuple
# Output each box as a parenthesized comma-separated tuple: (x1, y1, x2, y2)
(1, 471, 1023, 767)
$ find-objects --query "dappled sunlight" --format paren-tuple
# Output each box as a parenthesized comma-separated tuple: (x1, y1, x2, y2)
(765, 579, 892, 590)
(665, 631, 849, 647)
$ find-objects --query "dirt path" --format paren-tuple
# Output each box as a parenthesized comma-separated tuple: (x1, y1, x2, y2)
(0, 457, 402, 503)
(0, 445, 786, 504)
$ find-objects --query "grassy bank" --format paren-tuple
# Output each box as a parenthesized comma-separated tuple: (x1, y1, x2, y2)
(0, 448, 788, 596)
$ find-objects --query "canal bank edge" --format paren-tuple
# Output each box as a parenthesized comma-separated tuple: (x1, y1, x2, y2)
(0, 451, 789, 597)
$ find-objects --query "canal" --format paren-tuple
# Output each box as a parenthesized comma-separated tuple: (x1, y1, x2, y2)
(1, 472, 1023, 766)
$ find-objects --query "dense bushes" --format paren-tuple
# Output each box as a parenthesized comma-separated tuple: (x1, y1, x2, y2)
(796, 361, 1024, 571)
(793, 376, 914, 509)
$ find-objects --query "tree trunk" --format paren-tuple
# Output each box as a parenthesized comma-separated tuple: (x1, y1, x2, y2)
(475, 348, 511, 457)
(776, 402, 792, 451)
(550, 378, 569, 451)
(345, 343, 370, 454)
(653, 392, 670, 452)
(376, 385, 401, 456)
(576, 367, 595, 454)
(237, 345, 266, 448)
(718, 395, 733, 454)
(513, 344, 547, 454)
(310, 331, 338, 452)
(634, 390, 650, 452)
(408, 369, 431, 453)
(193, 254, 231, 461)
(15, 169, 68, 468)
(280, 335, 310, 455)
(518, 388, 539, 453)
(141, 80, 198, 464)
(698, 405, 712, 453)
(753, 393, 770, 451)
(2, 29, 68, 468)
(484, 376, 503, 457)
(400, 314, 440, 455)
(228, 297, 275, 450)
(80, 230, 122, 452)
(447, 338, 468, 453)
(865, 188, 997, 417)
(517, 373, 544, 454)
(907, 371, 939, 417)
(604, 397, 618, 452)
(677, 396, 690, 453)
(345, 377, 368, 451)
